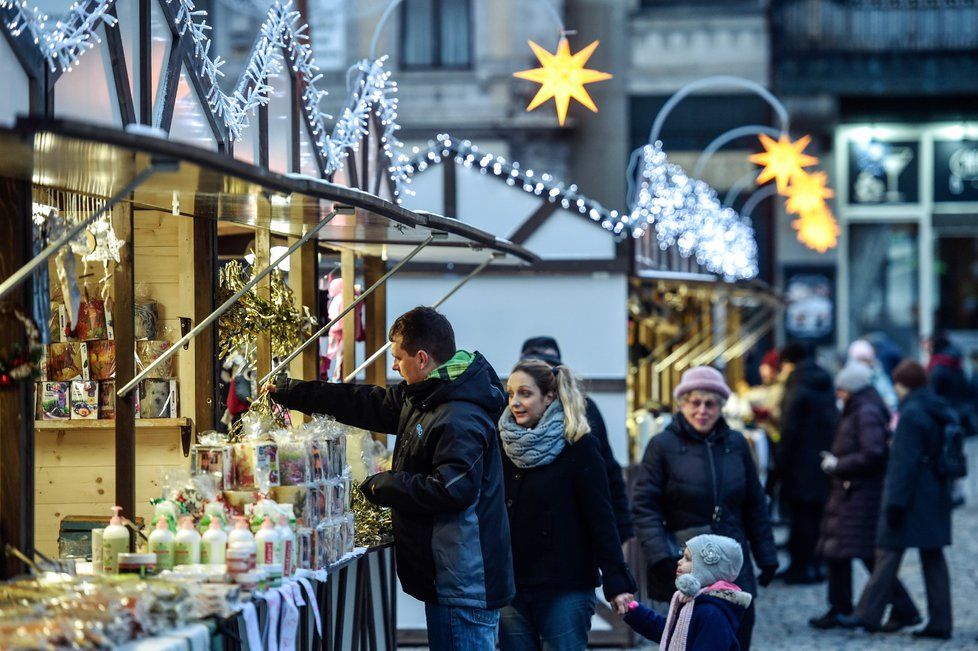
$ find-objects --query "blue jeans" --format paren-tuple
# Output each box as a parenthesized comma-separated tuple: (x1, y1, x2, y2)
(425, 603, 500, 651)
(499, 589, 596, 651)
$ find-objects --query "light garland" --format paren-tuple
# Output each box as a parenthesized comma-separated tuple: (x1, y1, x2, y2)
(0, 0, 118, 73)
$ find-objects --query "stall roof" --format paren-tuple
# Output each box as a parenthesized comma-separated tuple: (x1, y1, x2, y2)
(1, 118, 538, 266)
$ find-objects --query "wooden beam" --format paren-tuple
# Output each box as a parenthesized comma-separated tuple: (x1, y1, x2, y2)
(363, 256, 387, 444)
(443, 158, 457, 219)
(255, 224, 272, 383)
(192, 203, 218, 431)
(508, 200, 559, 245)
(105, 5, 136, 126)
(138, 0, 151, 125)
(156, 36, 184, 131)
(340, 250, 357, 380)
(0, 177, 35, 578)
(287, 232, 318, 421)
(113, 202, 137, 524)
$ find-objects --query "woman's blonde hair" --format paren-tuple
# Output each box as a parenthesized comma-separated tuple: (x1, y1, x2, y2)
(511, 359, 591, 443)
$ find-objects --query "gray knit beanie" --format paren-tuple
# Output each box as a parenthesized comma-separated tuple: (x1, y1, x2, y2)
(835, 361, 873, 393)
(680, 534, 744, 594)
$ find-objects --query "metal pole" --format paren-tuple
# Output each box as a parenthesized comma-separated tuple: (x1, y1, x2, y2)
(261, 235, 435, 386)
(342, 253, 497, 383)
(117, 210, 338, 397)
(0, 166, 161, 301)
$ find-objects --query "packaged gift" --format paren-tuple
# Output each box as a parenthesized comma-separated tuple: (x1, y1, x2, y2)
(232, 441, 280, 489)
(87, 340, 115, 380)
(191, 444, 233, 490)
(342, 474, 352, 513)
(223, 490, 260, 515)
(70, 380, 99, 419)
(343, 513, 355, 555)
(41, 382, 70, 420)
(98, 380, 115, 419)
(134, 294, 158, 340)
(138, 378, 177, 418)
(270, 485, 313, 526)
(74, 296, 107, 340)
(326, 478, 344, 521)
(47, 342, 89, 381)
(136, 340, 174, 379)
(275, 434, 311, 486)
(296, 527, 313, 570)
(37, 352, 47, 381)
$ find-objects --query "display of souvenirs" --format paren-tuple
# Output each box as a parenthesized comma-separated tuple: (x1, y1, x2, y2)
(98, 380, 115, 419)
(47, 342, 89, 381)
(70, 381, 99, 420)
(134, 300, 158, 340)
(191, 441, 233, 491)
(232, 441, 280, 489)
(40, 382, 70, 420)
(138, 379, 178, 418)
(74, 297, 107, 341)
(136, 340, 173, 379)
(87, 340, 115, 380)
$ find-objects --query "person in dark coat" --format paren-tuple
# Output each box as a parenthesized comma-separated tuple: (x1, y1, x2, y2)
(809, 363, 918, 630)
(498, 359, 636, 650)
(928, 332, 977, 437)
(774, 342, 838, 584)
(632, 366, 778, 650)
(848, 360, 955, 640)
(519, 336, 634, 541)
(269, 307, 514, 650)
(624, 534, 751, 650)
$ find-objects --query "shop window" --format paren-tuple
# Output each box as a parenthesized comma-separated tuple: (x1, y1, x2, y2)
(848, 222, 919, 355)
(935, 234, 978, 332)
(400, 0, 472, 70)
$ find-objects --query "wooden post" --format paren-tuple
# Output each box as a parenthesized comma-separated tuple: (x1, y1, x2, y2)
(113, 202, 137, 523)
(363, 256, 387, 445)
(340, 250, 356, 380)
(288, 235, 318, 423)
(0, 177, 35, 578)
(255, 226, 271, 383)
(191, 202, 218, 431)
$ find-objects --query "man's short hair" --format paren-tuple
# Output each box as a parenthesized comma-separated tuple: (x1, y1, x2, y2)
(389, 307, 456, 366)
(780, 341, 813, 364)
(520, 336, 562, 366)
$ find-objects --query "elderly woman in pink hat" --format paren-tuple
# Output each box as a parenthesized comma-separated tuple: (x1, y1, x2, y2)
(632, 366, 779, 650)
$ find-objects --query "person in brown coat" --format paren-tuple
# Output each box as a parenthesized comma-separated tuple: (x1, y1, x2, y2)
(809, 362, 919, 630)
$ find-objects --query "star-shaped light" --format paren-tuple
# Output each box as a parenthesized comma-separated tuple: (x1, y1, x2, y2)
(784, 170, 835, 215)
(513, 38, 612, 126)
(792, 205, 839, 253)
(749, 134, 819, 193)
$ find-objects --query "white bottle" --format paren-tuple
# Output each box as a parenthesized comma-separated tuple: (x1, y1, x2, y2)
(102, 506, 130, 574)
(148, 518, 176, 571)
(228, 516, 256, 569)
(275, 516, 295, 576)
(254, 518, 279, 566)
(174, 516, 201, 566)
(201, 518, 228, 565)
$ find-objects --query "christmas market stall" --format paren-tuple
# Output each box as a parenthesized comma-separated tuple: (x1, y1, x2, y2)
(0, 1, 537, 648)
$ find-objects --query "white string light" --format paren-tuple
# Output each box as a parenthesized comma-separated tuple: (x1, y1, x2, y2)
(0, 0, 118, 73)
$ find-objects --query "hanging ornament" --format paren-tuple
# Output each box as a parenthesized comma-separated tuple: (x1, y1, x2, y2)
(749, 134, 818, 193)
(513, 37, 612, 126)
(783, 170, 834, 216)
(0, 302, 43, 388)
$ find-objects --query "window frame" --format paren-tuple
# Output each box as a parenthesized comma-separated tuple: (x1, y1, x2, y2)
(398, 0, 474, 71)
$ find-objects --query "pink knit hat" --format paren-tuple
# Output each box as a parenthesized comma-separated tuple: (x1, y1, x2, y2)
(674, 366, 731, 401)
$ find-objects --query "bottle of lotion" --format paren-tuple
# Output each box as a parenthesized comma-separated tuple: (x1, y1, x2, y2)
(174, 516, 201, 566)
(201, 517, 228, 565)
(148, 518, 175, 571)
(102, 506, 130, 574)
(228, 516, 256, 570)
(254, 518, 279, 566)
(275, 516, 295, 576)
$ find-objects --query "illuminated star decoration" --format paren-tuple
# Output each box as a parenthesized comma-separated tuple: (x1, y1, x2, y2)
(792, 206, 839, 253)
(784, 170, 834, 215)
(749, 134, 818, 193)
(513, 38, 612, 126)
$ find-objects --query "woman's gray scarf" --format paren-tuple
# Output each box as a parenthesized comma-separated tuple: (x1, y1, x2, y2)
(499, 400, 567, 468)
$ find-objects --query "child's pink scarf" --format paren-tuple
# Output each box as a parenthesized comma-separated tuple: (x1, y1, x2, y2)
(659, 581, 741, 651)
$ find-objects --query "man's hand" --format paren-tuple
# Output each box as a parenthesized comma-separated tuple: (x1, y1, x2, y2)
(360, 472, 391, 506)
(263, 382, 277, 393)
(611, 593, 634, 615)
(820, 451, 838, 474)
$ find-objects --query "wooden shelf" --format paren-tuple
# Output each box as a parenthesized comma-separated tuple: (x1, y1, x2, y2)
(34, 418, 191, 430)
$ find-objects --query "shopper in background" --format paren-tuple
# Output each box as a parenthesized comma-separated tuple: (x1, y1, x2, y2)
(846, 360, 955, 640)
(810, 362, 918, 631)
(519, 336, 634, 542)
(498, 359, 635, 650)
(269, 307, 514, 650)
(632, 366, 778, 650)
(847, 339, 899, 414)
(928, 332, 977, 438)
(773, 342, 838, 584)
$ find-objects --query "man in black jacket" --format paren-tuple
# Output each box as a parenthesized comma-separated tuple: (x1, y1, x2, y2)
(270, 307, 514, 650)
(519, 336, 634, 542)
(774, 342, 838, 584)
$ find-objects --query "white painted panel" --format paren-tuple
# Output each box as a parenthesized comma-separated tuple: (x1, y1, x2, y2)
(54, 39, 121, 126)
(525, 208, 617, 260)
(399, 165, 443, 213)
(457, 165, 542, 237)
(0, 35, 29, 126)
(233, 117, 260, 165)
(266, 53, 292, 174)
(589, 391, 629, 465)
(168, 69, 217, 150)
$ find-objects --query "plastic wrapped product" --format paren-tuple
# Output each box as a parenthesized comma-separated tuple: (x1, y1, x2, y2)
(136, 340, 174, 379)
(87, 340, 115, 380)
(47, 342, 88, 381)
(191, 445, 233, 490)
(270, 485, 313, 526)
(98, 380, 115, 419)
(138, 379, 178, 418)
(75, 298, 107, 341)
(41, 382, 70, 420)
(276, 438, 311, 486)
(70, 380, 99, 419)
(296, 527, 314, 570)
(343, 513, 355, 555)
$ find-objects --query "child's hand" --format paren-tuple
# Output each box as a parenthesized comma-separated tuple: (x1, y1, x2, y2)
(612, 593, 634, 615)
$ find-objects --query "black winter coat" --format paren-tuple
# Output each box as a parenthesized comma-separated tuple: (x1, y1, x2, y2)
(777, 360, 838, 504)
(816, 387, 889, 560)
(586, 398, 635, 542)
(877, 388, 954, 550)
(271, 352, 515, 609)
(632, 415, 778, 600)
(502, 433, 636, 601)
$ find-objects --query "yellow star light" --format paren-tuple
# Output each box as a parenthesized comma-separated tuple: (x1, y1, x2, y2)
(784, 170, 835, 216)
(513, 38, 612, 126)
(792, 205, 839, 253)
(749, 134, 819, 193)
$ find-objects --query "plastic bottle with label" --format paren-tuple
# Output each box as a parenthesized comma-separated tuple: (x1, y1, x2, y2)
(201, 517, 228, 564)
(275, 516, 295, 576)
(148, 518, 175, 571)
(174, 516, 201, 566)
(254, 518, 279, 566)
(102, 506, 130, 574)
(228, 516, 256, 569)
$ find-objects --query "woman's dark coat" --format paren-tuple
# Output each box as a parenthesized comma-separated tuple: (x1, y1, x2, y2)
(632, 415, 778, 601)
(502, 433, 637, 601)
(776, 359, 838, 505)
(816, 387, 889, 560)
(877, 387, 954, 550)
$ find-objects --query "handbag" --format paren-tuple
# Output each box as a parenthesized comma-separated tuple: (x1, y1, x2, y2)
(665, 524, 713, 559)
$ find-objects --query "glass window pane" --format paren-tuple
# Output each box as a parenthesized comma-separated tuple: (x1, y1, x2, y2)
(401, 0, 435, 67)
(935, 234, 978, 331)
(848, 222, 919, 355)
(439, 0, 471, 67)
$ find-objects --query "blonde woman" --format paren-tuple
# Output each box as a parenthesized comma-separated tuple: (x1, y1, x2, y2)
(498, 359, 636, 650)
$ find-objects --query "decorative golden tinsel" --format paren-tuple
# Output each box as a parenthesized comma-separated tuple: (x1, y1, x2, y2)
(217, 260, 315, 361)
(227, 389, 289, 441)
(351, 482, 393, 548)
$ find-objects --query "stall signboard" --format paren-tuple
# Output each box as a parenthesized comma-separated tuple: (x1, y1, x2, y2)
(934, 139, 978, 203)
(846, 140, 919, 206)
(783, 265, 835, 345)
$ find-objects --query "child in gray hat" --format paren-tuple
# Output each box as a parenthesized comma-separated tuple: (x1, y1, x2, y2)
(623, 534, 752, 649)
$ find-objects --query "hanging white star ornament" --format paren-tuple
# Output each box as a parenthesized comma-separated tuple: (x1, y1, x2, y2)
(513, 37, 612, 126)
